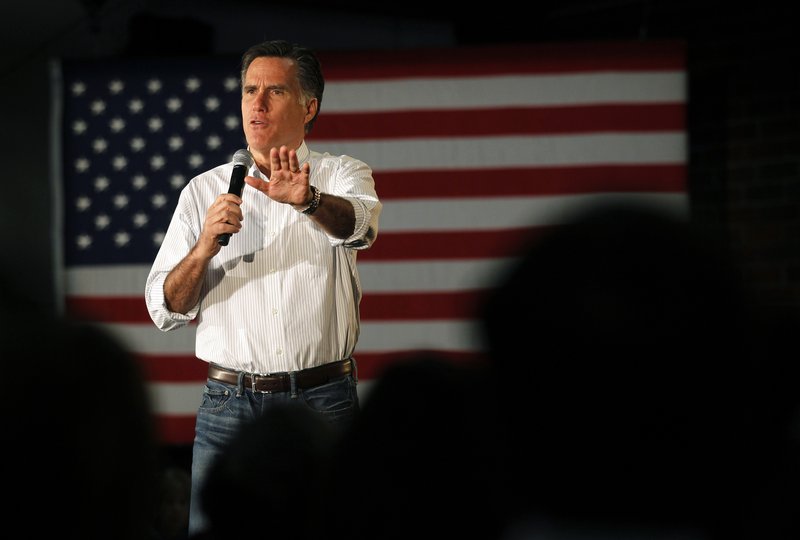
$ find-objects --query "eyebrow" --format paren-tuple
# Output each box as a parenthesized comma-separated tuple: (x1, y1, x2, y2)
(243, 83, 289, 92)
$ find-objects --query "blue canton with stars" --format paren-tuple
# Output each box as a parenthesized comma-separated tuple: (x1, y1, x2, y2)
(61, 56, 246, 266)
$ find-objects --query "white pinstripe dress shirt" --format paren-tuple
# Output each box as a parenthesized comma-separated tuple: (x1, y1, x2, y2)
(145, 141, 381, 373)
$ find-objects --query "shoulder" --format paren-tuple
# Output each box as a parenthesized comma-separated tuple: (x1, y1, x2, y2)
(176, 162, 233, 205)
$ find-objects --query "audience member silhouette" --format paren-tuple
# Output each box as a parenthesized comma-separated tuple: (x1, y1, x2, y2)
(0, 275, 159, 540)
(326, 351, 506, 540)
(148, 201, 799, 540)
(191, 401, 338, 539)
(152, 466, 192, 540)
(478, 202, 799, 539)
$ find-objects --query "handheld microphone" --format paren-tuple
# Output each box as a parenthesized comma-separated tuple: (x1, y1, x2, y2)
(218, 148, 254, 246)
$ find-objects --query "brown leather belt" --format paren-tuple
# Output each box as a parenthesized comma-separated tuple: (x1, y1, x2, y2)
(207, 358, 353, 393)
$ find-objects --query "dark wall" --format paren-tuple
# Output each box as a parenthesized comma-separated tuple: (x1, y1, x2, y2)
(1, 1, 797, 329)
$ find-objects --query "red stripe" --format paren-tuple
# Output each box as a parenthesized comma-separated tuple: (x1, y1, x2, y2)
(361, 227, 549, 261)
(70, 284, 492, 326)
(317, 40, 685, 79)
(146, 350, 487, 445)
(374, 164, 686, 199)
(154, 415, 196, 446)
(137, 350, 486, 385)
(309, 104, 685, 141)
(65, 295, 149, 323)
(138, 354, 207, 382)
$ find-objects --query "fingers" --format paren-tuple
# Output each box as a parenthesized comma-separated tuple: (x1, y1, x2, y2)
(205, 194, 243, 237)
(270, 145, 301, 175)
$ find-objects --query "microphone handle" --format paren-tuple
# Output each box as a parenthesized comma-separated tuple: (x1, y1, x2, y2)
(218, 164, 247, 246)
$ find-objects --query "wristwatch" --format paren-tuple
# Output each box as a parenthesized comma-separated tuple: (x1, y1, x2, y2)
(296, 185, 321, 215)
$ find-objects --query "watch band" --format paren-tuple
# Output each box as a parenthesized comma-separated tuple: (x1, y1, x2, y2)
(301, 185, 321, 215)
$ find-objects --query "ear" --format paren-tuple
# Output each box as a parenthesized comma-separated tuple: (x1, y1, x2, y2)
(304, 97, 318, 125)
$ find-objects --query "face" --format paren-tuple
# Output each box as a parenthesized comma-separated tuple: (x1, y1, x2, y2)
(241, 56, 317, 162)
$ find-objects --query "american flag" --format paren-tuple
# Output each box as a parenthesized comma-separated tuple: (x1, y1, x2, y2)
(57, 41, 688, 445)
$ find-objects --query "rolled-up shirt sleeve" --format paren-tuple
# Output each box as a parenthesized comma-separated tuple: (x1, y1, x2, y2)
(144, 191, 203, 331)
(325, 154, 382, 250)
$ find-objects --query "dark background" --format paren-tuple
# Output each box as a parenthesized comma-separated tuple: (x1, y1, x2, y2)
(1, 0, 798, 329)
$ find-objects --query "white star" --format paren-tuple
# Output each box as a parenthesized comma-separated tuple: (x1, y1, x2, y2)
(224, 77, 239, 92)
(76, 234, 92, 249)
(94, 176, 110, 191)
(90, 100, 106, 115)
(132, 174, 147, 190)
(147, 78, 162, 93)
(130, 137, 146, 152)
(133, 212, 149, 228)
(206, 134, 222, 149)
(205, 96, 220, 111)
(95, 214, 111, 230)
(128, 98, 144, 113)
(71, 81, 87, 96)
(114, 231, 131, 247)
(113, 193, 129, 209)
(112, 155, 128, 171)
(72, 119, 87, 134)
(108, 79, 124, 94)
(148, 116, 163, 132)
(170, 173, 186, 189)
(186, 115, 202, 131)
(151, 192, 168, 208)
(166, 97, 182, 112)
(75, 196, 91, 212)
(188, 153, 204, 169)
(224, 115, 240, 130)
(75, 157, 90, 173)
(168, 135, 184, 151)
(150, 154, 166, 170)
(92, 138, 108, 153)
(185, 77, 201, 92)
(109, 117, 125, 132)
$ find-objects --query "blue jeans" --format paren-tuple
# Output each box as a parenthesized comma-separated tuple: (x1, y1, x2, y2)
(187, 367, 360, 536)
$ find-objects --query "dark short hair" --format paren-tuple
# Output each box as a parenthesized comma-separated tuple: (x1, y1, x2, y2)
(240, 40, 324, 134)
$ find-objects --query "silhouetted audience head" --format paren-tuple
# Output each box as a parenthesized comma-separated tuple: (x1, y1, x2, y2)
(197, 402, 337, 539)
(1, 301, 158, 540)
(478, 203, 799, 538)
(328, 351, 505, 540)
(153, 466, 191, 539)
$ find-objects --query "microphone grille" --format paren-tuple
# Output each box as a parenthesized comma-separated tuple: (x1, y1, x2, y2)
(232, 148, 254, 168)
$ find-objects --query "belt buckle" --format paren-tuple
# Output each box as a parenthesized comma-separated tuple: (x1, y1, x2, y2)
(250, 372, 274, 394)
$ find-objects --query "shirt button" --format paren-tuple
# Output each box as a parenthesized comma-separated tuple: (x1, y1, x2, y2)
(276, 349, 283, 356)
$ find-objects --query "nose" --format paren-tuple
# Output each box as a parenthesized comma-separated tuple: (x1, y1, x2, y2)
(252, 88, 269, 111)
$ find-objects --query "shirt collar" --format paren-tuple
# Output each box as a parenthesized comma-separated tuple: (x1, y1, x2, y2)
(246, 140, 309, 177)
(295, 140, 310, 164)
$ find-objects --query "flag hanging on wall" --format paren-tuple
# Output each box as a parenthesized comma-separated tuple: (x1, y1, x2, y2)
(56, 40, 687, 445)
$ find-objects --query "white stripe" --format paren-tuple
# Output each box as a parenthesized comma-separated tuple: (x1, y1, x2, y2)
(65, 193, 689, 296)
(66, 264, 151, 295)
(311, 133, 686, 172)
(102, 319, 483, 356)
(379, 192, 689, 232)
(148, 382, 203, 415)
(360, 259, 513, 293)
(323, 72, 686, 112)
(103, 322, 197, 354)
(356, 320, 485, 352)
(148, 379, 379, 415)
